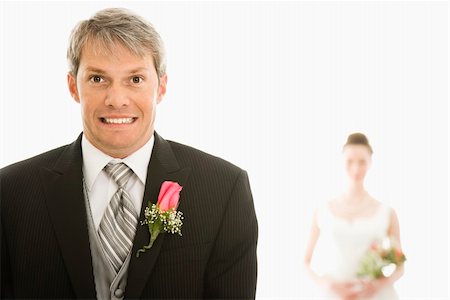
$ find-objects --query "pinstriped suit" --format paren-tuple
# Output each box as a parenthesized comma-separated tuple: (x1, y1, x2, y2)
(1, 132, 258, 299)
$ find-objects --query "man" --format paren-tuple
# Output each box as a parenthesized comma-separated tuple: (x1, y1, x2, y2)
(1, 8, 258, 299)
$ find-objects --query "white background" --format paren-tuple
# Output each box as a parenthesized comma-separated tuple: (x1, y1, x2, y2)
(0, 1, 448, 299)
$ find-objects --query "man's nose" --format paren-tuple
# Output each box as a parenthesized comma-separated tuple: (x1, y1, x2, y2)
(104, 82, 130, 109)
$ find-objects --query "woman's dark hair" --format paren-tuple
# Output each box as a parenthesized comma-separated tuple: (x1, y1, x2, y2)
(343, 132, 373, 154)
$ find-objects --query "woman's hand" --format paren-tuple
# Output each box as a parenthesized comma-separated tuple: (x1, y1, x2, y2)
(354, 278, 389, 299)
(325, 278, 361, 300)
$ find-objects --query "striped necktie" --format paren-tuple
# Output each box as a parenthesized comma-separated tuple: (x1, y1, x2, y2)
(98, 162, 138, 273)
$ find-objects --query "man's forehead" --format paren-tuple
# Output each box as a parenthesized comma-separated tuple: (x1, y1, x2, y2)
(81, 38, 151, 60)
(79, 40, 155, 70)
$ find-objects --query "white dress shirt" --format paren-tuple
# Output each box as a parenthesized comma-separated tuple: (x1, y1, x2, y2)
(81, 134, 154, 230)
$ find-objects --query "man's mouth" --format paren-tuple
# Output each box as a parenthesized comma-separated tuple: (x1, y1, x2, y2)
(101, 117, 136, 124)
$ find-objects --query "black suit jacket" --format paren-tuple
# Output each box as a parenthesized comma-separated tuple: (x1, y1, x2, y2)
(1, 133, 258, 299)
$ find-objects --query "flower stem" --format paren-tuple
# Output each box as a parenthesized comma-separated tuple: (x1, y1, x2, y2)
(136, 222, 161, 258)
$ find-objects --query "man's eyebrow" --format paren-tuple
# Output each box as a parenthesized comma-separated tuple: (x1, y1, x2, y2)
(83, 67, 151, 75)
(84, 67, 107, 74)
(128, 67, 150, 74)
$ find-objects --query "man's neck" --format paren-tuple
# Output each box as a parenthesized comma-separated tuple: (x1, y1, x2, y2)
(83, 132, 153, 159)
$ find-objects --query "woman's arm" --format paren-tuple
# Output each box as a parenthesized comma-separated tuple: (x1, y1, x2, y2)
(303, 210, 324, 284)
(358, 208, 405, 298)
(385, 208, 405, 283)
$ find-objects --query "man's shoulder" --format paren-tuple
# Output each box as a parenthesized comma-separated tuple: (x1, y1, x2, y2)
(166, 140, 244, 175)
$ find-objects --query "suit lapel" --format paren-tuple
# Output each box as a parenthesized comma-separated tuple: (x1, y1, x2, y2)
(39, 134, 96, 299)
(126, 132, 191, 299)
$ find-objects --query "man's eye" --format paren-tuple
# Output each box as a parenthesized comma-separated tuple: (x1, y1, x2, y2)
(131, 76, 143, 84)
(90, 75, 104, 83)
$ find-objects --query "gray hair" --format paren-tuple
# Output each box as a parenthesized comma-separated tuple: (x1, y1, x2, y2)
(67, 8, 166, 78)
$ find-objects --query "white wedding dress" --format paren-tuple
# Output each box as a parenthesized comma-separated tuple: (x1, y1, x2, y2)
(312, 202, 399, 300)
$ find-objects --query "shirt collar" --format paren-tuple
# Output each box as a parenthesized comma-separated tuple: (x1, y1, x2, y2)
(122, 136, 154, 185)
(81, 134, 154, 190)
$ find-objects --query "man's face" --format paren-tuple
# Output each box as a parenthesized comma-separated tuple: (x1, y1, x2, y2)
(68, 41, 167, 158)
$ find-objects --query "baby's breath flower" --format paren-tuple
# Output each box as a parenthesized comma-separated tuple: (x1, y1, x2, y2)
(142, 203, 183, 237)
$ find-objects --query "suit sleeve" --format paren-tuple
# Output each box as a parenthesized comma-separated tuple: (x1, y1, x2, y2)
(204, 170, 258, 299)
(1, 214, 14, 298)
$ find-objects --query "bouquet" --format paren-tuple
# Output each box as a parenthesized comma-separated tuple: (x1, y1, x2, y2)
(357, 237, 406, 279)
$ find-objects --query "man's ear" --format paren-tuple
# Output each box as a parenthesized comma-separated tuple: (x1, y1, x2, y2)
(156, 74, 167, 104)
(67, 72, 80, 103)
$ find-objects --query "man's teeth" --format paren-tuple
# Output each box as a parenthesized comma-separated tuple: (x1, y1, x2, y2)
(103, 118, 134, 124)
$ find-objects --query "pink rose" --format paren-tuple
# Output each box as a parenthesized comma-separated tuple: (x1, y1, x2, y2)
(157, 181, 183, 212)
(370, 242, 379, 251)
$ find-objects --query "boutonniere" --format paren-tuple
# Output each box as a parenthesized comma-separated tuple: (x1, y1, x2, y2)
(136, 181, 184, 257)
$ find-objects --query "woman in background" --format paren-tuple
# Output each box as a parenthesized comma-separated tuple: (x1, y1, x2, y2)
(304, 133, 404, 300)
